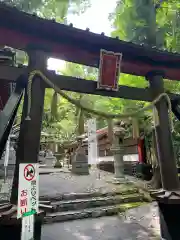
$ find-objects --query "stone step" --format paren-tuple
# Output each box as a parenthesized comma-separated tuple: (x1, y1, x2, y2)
(44, 202, 145, 224)
(40, 188, 139, 201)
(50, 193, 144, 212)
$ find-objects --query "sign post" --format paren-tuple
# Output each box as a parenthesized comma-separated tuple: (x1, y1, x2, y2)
(4, 136, 10, 181)
(87, 119, 98, 165)
(17, 163, 39, 240)
(4, 137, 10, 168)
(21, 215, 34, 240)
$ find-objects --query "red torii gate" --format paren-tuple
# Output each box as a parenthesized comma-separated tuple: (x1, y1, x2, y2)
(0, 3, 180, 240)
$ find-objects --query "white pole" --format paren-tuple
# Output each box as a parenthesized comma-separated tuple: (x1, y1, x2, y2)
(87, 119, 100, 179)
(4, 136, 10, 182)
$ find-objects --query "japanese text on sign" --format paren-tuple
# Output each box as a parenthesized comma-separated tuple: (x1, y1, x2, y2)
(17, 163, 39, 219)
(20, 189, 28, 216)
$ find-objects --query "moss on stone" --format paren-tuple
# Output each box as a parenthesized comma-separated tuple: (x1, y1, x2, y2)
(112, 182, 152, 203)
(119, 201, 146, 211)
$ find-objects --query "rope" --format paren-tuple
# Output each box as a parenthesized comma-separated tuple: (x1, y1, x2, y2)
(25, 70, 174, 130)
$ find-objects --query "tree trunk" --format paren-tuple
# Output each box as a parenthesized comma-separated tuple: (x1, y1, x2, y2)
(51, 91, 58, 120)
(78, 108, 84, 135)
(107, 119, 113, 144)
(148, 165, 162, 189)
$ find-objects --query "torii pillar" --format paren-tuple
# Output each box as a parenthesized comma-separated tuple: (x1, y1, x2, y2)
(147, 71, 180, 240)
(11, 50, 46, 204)
(9, 50, 46, 240)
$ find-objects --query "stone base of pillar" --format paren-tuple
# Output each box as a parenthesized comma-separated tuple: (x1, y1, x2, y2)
(151, 189, 180, 240)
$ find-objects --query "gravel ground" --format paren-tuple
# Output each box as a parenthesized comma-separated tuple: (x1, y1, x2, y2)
(0, 167, 151, 201)
(0, 168, 130, 200)
(39, 168, 129, 197)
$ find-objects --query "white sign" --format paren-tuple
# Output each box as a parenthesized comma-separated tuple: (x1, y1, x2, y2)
(87, 119, 98, 164)
(21, 215, 34, 240)
(17, 163, 39, 219)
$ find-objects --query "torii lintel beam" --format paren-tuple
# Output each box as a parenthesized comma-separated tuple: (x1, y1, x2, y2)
(0, 4, 180, 81)
(0, 66, 179, 102)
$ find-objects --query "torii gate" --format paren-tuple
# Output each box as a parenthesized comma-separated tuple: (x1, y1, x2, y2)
(0, 3, 180, 240)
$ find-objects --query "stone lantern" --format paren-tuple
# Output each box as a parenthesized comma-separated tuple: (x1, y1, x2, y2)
(111, 121, 126, 182)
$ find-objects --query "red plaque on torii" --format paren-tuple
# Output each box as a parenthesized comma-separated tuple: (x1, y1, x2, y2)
(97, 49, 122, 91)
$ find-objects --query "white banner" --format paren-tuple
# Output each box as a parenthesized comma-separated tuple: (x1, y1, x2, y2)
(21, 215, 34, 240)
(87, 119, 98, 164)
(17, 164, 39, 219)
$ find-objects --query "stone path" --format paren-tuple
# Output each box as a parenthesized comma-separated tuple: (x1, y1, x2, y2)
(39, 169, 160, 239)
(0, 167, 161, 239)
(42, 202, 160, 240)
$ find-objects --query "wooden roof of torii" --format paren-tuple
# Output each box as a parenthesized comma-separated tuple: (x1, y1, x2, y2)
(0, 3, 180, 80)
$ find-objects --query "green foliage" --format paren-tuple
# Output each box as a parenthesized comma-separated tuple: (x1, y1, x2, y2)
(3, 0, 90, 22)
(42, 88, 77, 142)
(10, 0, 90, 142)
(109, 0, 180, 135)
(111, 0, 180, 50)
(3, 0, 43, 12)
(52, 62, 100, 138)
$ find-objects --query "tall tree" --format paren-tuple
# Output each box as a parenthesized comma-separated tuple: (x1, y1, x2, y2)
(110, 0, 180, 188)
(111, 0, 180, 122)
(61, 62, 99, 136)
